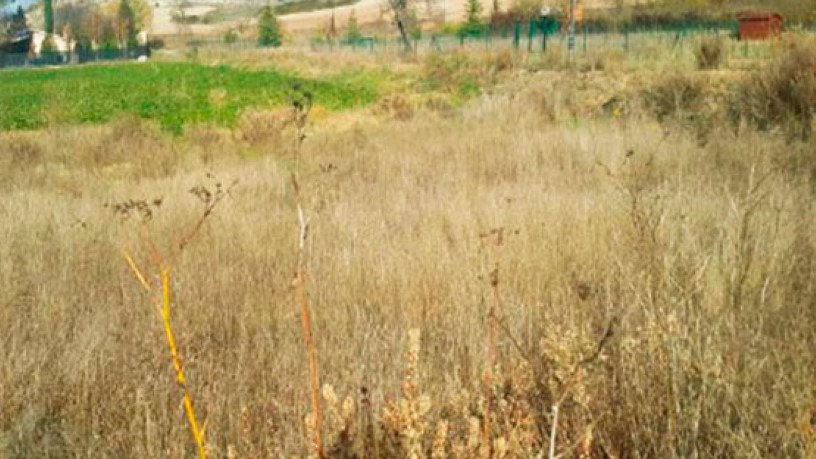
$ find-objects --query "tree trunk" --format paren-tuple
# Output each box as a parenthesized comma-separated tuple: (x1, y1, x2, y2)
(389, 0, 413, 53)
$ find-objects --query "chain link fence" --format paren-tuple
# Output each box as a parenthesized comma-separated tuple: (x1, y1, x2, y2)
(187, 19, 814, 61)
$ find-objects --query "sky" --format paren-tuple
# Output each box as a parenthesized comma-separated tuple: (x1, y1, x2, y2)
(3, 0, 38, 15)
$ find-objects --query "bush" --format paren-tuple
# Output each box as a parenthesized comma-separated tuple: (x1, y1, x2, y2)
(422, 52, 482, 97)
(695, 35, 726, 70)
(644, 73, 717, 144)
(644, 73, 706, 122)
(258, 5, 282, 47)
(345, 10, 361, 44)
(223, 28, 238, 44)
(730, 41, 816, 141)
(39, 35, 61, 65)
(148, 37, 165, 50)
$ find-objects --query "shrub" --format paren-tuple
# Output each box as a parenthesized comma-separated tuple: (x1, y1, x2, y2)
(644, 73, 717, 144)
(422, 52, 482, 97)
(695, 35, 726, 70)
(223, 28, 239, 44)
(238, 108, 290, 146)
(258, 5, 282, 48)
(40, 35, 59, 64)
(345, 10, 361, 44)
(147, 37, 165, 50)
(730, 41, 816, 141)
(486, 49, 517, 73)
(644, 73, 706, 122)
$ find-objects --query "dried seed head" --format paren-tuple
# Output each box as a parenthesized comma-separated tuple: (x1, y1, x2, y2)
(467, 417, 481, 454)
(304, 412, 320, 459)
(341, 396, 355, 422)
(322, 384, 338, 410)
(431, 420, 449, 459)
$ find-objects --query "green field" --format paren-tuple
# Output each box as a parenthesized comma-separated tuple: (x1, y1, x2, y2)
(0, 62, 379, 133)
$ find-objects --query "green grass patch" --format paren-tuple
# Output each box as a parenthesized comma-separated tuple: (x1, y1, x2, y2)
(0, 62, 379, 133)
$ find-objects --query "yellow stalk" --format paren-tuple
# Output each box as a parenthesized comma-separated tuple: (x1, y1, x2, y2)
(160, 269, 207, 459)
(123, 249, 150, 292)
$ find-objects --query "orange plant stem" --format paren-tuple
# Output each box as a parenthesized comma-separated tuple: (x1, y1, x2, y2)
(296, 267, 324, 458)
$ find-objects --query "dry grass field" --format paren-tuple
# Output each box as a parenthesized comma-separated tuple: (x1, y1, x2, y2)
(1, 35, 815, 458)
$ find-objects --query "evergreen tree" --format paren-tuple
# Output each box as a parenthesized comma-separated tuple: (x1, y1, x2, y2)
(9, 5, 28, 35)
(460, 0, 483, 36)
(257, 5, 281, 47)
(43, 0, 53, 34)
(345, 9, 361, 44)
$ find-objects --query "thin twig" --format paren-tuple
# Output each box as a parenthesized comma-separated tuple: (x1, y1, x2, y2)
(548, 404, 560, 459)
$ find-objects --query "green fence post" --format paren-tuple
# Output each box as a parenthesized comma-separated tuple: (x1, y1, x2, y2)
(583, 23, 587, 54)
(542, 29, 547, 52)
(513, 20, 521, 50)
(528, 19, 534, 52)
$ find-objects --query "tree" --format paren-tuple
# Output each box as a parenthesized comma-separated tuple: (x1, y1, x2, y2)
(172, 0, 192, 35)
(325, 9, 337, 43)
(8, 6, 27, 35)
(508, 0, 542, 21)
(460, 0, 484, 36)
(129, 0, 153, 33)
(80, 5, 105, 45)
(55, 3, 89, 53)
(118, 0, 138, 47)
(387, 0, 413, 52)
(257, 5, 281, 47)
(345, 9, 361, 44)
(43, 0, 54, 34)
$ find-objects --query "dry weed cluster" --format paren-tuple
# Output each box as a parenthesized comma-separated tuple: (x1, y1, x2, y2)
(1, 42, 816, 458)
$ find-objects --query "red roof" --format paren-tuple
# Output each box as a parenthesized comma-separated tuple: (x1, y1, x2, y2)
(737, 11, 783, 21)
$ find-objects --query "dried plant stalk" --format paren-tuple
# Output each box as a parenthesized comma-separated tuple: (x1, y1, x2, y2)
(290, 85, 324, 458)
(123, 254, 207, 459)
(483, 264, 501, 459)
(296, 247, 323, 458)
(115, 182, 231, 459)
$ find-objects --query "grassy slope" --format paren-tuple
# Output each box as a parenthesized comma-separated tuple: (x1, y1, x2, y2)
(0, 62, 379, 133)
(622, 0, 816, 22)
(197, 0, 361, 24)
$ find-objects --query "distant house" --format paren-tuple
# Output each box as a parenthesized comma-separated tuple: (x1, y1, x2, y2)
(0, 30, 33, 54)
(737, 11, 783, 41)
(0, 30, 72, 56)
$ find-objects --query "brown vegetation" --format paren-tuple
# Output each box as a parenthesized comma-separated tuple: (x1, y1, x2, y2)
(1, 39, 816, 458)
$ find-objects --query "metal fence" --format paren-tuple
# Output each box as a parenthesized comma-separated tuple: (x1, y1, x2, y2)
(187, 19, 814, 61)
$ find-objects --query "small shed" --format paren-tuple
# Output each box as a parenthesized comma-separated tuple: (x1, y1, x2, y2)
(737, 11, 783, 41)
